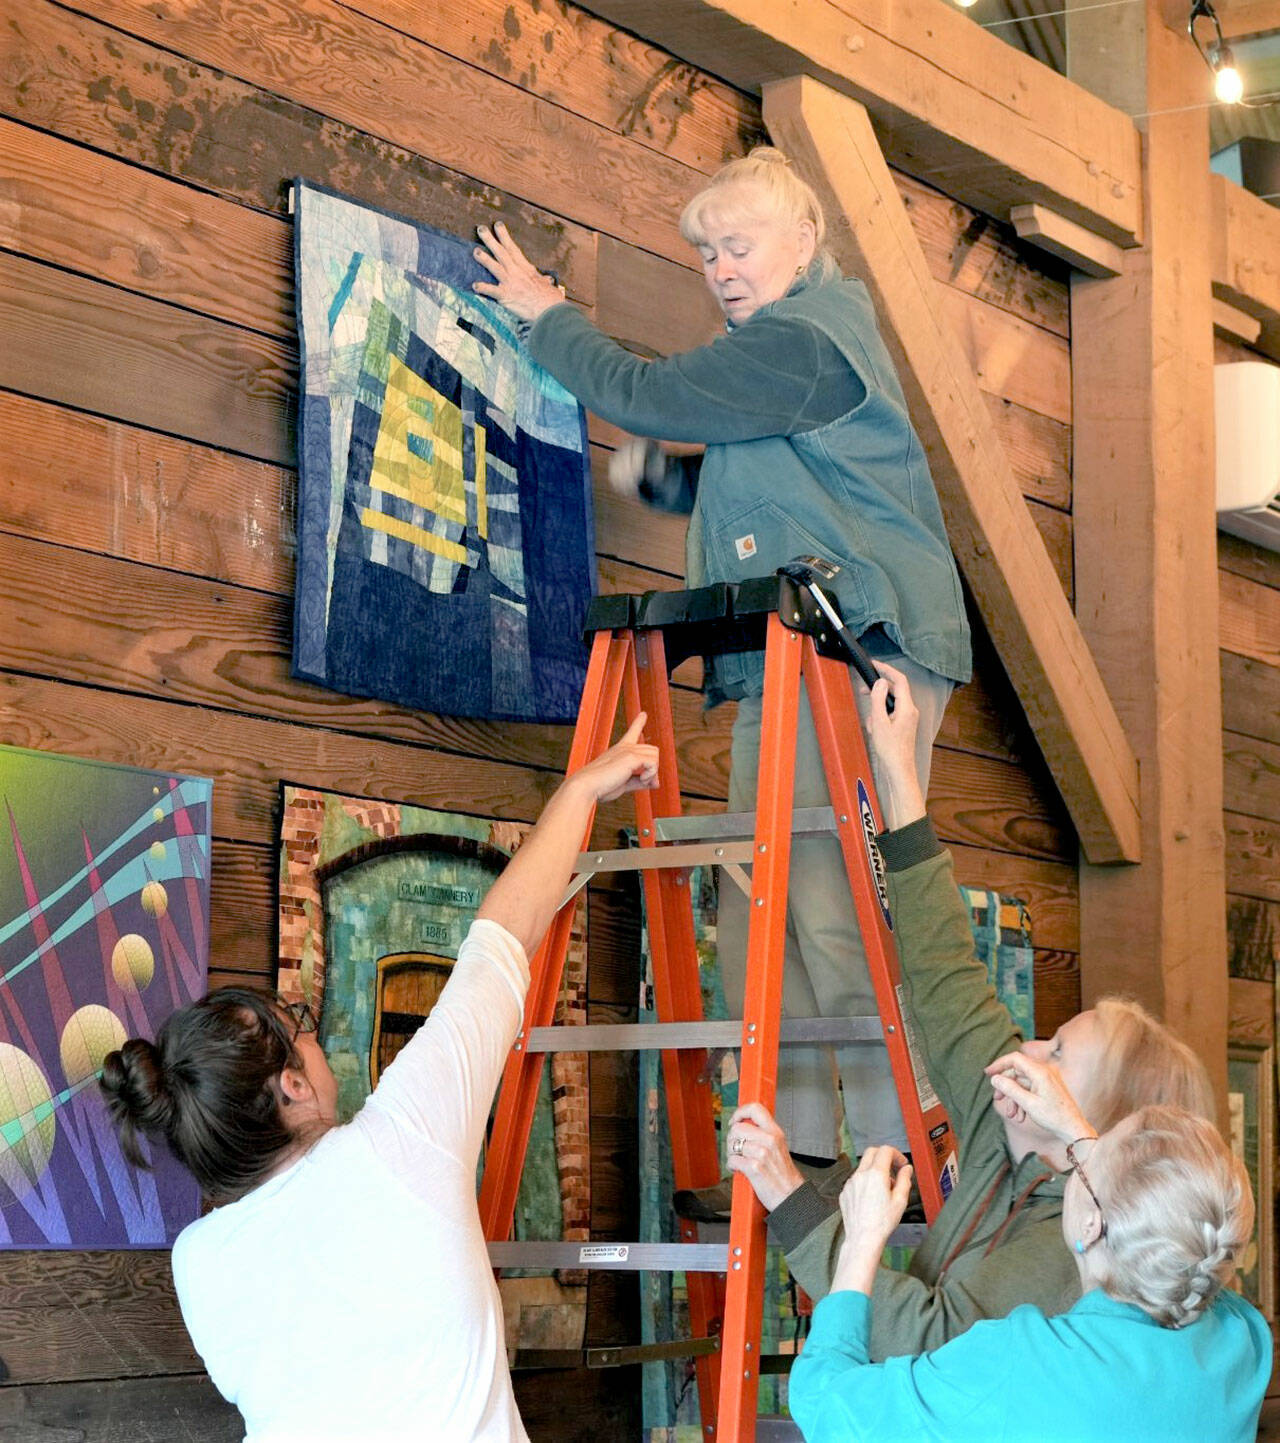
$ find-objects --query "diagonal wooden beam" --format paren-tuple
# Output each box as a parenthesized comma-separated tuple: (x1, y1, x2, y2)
(764, 75, 1141, 865)
(579, 0, 1143, 246)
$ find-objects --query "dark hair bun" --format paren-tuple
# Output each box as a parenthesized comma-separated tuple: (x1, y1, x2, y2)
(100, 1038, 172, 1165)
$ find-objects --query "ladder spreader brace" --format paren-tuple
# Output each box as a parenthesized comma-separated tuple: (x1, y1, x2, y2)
(479, 562, 958, 1442)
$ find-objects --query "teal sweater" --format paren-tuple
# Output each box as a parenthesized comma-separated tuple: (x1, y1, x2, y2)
(790, 1286, 1271, 1443)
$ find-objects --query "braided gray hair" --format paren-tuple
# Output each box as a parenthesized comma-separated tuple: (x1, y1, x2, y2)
(1092, 1105, 1253, 1329)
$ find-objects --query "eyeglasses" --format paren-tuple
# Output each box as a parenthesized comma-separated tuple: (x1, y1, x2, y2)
(277, 999, 318, 1047)
(1065, 1135, 1107, 1240)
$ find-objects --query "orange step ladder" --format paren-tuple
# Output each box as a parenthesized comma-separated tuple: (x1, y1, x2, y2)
(480, 560, 958, 1441)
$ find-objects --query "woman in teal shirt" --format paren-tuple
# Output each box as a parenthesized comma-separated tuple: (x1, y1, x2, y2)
(790, 1087, 1269, 1442)
(474, 147, 970, 1174)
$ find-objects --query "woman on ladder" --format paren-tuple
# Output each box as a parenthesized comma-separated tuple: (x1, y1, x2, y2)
(474, 147, 971, 1196)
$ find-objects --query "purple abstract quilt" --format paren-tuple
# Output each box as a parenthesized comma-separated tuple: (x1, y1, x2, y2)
(0, 747, 210, 1248)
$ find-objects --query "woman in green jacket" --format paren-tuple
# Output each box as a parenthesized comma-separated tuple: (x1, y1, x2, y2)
(724, 665, 1218, 1361)
(474, 147, 970, 1173)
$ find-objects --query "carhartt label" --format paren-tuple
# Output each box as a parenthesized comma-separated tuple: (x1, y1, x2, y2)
(579, 1244, 629, 1263)
(734, 534, 757, 561)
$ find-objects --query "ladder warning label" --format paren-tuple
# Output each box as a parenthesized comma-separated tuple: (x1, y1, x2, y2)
(895, 984, 940, 1114)
(579, 1245, 629, 1264)
(857, 780, 894, 932)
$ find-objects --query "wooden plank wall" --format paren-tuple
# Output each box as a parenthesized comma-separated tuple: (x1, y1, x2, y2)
(1214, 335, 1280, 1324)
(1216, 346, 1280, 1059)
(0, 0, 1083, 1433)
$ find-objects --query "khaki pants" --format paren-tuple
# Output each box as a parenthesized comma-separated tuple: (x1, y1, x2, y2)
(715, 654, 952, 1156)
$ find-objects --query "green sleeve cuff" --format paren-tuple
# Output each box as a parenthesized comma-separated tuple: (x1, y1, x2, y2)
(526, 300, 582, 355)
(767, 1180, 839, 1253)
(876, 815, 942, 872)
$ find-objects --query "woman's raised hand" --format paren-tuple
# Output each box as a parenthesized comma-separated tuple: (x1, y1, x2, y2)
(984, 1050, 1095, 1145)
(724, 1102, 806, 1212)
(472, 222, 566, 323)
(830, 1147, 913, 1296)
(838, 1147, 913, 1247)
(608, 439, 654, 498)
(477, 716, 656, 956)
(862, 662, 926, 829)
(569, 714, 660, 804)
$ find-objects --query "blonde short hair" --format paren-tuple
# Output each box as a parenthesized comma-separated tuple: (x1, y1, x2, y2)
(1086, 997, 1214, 1134)
(1093, 1105, 1253, 1328)
(680, 146, 831, 273)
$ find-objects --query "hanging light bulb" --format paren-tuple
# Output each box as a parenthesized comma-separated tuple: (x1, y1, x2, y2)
(1212, 44, 1245, 104)
(1190, 1, 1247, 105)
(954, 0, 979, 8)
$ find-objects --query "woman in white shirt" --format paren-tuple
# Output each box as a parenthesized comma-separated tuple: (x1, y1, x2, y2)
(100, 720, 658, 1443)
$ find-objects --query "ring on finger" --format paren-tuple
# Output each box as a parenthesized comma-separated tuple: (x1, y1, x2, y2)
(730, 1135, 745, 1157)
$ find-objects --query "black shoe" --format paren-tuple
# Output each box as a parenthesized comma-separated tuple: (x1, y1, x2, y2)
(673, 1176, 735, 1222)
(672, 1153, 854, 1222)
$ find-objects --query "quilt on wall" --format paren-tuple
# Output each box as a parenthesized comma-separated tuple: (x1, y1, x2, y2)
(638, 871, 1034, 1436)
(292, 179, 595, 722)
(0, 747, 211, 1248)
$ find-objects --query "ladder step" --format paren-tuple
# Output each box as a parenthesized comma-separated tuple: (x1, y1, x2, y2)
(521, 1016, 883, 1052)
(567, 808, 845, 883)
(488, 1241, 727, 1271)
(510, 1337, 720, 1370)
(573, 838, 755, 878)
(654, 805, 839, 843)
(489, 1225, 927, 1274)
(588, 1337, 720, 1368)
(695, 1219, 926, 1250)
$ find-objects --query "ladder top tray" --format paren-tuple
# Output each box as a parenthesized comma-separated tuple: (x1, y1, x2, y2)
(583, 571, 852, 671)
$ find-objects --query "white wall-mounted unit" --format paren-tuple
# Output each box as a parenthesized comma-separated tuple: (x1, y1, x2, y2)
(1216, 361, 1280, 551)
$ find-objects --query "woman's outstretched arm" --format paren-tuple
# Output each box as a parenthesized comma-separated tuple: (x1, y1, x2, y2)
(475, 715, 658, 958)
(364, 720, 659, 1165)
(472, 222, 860, 444)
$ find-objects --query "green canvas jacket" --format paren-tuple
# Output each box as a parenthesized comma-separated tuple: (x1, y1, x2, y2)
(767, 817, 1080, 1361)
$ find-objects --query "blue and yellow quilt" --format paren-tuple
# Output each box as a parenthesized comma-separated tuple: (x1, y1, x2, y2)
(292, 180, 594, 722)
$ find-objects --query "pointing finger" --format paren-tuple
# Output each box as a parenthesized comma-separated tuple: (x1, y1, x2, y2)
(618, 713, 647, 746)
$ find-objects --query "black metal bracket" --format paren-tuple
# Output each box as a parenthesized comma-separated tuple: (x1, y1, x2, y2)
(583, 556, 884, 697)
(776, 557, 888, 703)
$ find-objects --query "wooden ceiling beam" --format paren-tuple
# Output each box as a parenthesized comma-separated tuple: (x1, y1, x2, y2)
(1214, 0, 1280, 38)
(1211, 172, 1280, 321)
(579, 0, 1143, 245)
(764, 75, 1142, 864)
(1154, 0, 1280, 36)
(1213, 296, 1265, 343)
(1211, 172, 1280, 360)
(1010, 203, 1125, 276)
